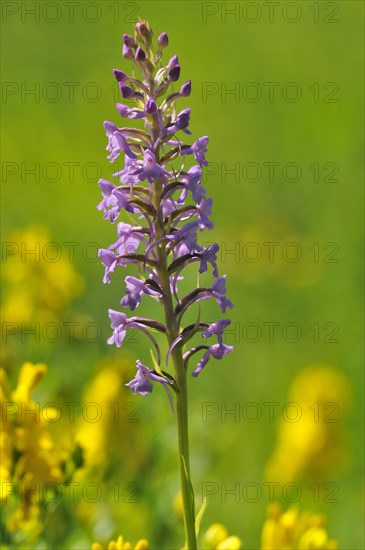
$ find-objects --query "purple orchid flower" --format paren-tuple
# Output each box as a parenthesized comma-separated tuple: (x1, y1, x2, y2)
(116, 102, 146, 119)
(181, 136, 209, 166)
(165, 108, 191, 135)
(211, 276, 234, 313)
(107, 309, 130, 347)
(97, 178, 116, 212)
(107, 309, 165, 363)
(113, 155, 141, 185)
(133, 149, 171, 184)
(196, 198, 214, 230)
(109, 222, 146, 255)
(202, 319, 231, 345)
(168, 221, 202, 256)
(121, 275, 162, 310)
(104, 122, 137, 162)
(178, 166, 206, 204)
(98, 248, 119, 283)
(103, 188, 136, 222)
(199, 244, 219, 277)
(192, 343, 233, 377)
(126, 360, 174, 411)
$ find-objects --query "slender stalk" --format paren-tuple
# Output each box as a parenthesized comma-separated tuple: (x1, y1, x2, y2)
(172, 349, 197, 549)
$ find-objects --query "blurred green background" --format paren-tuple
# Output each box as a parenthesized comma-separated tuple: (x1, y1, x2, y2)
(1, 1, 364, 549)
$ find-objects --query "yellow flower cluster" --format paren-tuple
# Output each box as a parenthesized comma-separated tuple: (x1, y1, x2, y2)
(92, 535, 149, 550)
(90, 504, 338, 550)
(203, 523, 242, 549)
(1, 363, 63, 538)
(1, 226, 84, 327)
(261, 503, 338, 549)
(265, 364, 351, 483)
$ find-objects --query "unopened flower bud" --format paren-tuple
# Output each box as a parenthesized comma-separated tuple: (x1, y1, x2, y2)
(123, 33, 135, 48)
(158, 32, 169, 49)
(135, 46, 146, 62)
(168, 65, 180, 82)
(168, 55, 179, 68)
(136, 21, 148, 37)
(180, 80, 191, 97)
(145, 97, 158, 115)
(119, 83, 134, 99)
(122, 45, 134, 60)
(135, 20, 153, 49)
(113, 69, 129, 83)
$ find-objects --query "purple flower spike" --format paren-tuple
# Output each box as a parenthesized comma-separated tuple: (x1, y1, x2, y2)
(98, 21, 234, 408)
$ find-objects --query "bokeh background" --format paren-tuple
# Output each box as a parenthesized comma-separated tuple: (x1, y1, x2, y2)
(1, 1, 364, 548)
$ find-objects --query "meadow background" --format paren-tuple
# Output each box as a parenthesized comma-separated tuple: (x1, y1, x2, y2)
(1, 1, 364, 548)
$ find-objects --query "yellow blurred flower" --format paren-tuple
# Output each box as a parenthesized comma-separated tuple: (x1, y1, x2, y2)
(75, 364, 124, 467)
(0, 363, 64, 538)
(92, 535, 149, 550)
(260, 503, 338, 549)
(173, 490, 184, 521)
(203, 522, 243, 549)
(1, 226, 84, 326)
(265, 364, 351, 483)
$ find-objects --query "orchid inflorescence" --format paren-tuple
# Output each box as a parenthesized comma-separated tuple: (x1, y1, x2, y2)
(98, 19, 234, 405)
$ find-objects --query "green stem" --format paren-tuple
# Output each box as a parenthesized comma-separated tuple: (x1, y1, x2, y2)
(172, 349, 197, 549)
